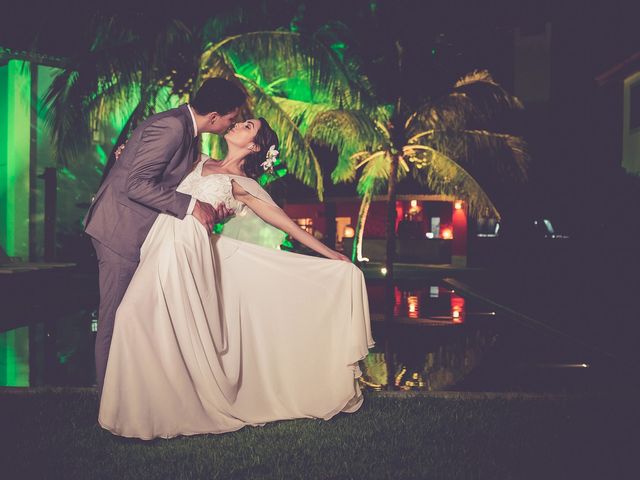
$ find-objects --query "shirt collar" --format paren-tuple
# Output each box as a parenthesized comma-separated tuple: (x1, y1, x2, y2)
(186, 104, 198, 137)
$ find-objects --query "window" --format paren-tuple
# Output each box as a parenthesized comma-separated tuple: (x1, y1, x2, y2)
(294, 218, 313, 234)
(430, 217, 440, 237)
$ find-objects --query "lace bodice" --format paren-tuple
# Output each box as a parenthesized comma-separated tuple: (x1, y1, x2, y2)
(177, 159, 246, 213)
(176, 157, 286, 248)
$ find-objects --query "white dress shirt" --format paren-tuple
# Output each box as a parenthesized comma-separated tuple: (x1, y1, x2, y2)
(185, 104, 198, 215)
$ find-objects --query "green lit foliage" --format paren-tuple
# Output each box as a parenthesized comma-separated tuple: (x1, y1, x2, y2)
(198, 26, 376, 198)
(43, 8, 375, 202)
(42, 9, 528, 265)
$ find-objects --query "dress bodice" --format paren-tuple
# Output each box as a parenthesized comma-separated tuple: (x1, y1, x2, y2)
(177, 159, 246, 213)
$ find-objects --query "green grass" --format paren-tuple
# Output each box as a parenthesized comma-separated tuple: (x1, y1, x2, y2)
(1, 389, 637, 479)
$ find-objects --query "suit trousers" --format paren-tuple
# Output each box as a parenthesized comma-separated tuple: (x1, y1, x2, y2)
(91, 238, 139, 400)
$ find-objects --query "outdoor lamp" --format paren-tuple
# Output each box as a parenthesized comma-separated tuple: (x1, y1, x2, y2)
(343, 225, 355, 238)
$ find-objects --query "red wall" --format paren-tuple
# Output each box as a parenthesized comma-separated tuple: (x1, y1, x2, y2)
(283, 199, 463, 248)
(282, 204, 326, 234)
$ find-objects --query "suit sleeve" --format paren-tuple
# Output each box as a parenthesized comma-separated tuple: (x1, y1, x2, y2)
(125, 116, 193, 219)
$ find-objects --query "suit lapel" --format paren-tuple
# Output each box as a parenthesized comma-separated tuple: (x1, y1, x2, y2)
(191, 136, 200, 164)
(179, 104, 196, 139)
(180, 103, 200, 165)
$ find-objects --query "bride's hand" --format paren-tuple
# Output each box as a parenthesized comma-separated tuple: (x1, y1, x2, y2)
(326, 250, 351, 262)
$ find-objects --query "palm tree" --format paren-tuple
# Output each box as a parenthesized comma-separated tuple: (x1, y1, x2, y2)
(307, 68, 528, 264)
(43, 9, 374, 199)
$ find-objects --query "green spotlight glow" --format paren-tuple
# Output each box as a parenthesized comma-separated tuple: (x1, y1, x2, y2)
(0, 60, 31, 259)
(0, 327, 30, 387)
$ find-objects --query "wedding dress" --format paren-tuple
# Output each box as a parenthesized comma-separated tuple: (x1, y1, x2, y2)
(98, 156, 375, 440)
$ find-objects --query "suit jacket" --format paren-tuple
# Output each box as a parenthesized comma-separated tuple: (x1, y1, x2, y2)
(84, 104, 198, 261)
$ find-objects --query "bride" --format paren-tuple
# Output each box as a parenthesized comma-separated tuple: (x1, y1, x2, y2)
(99, 117, 375, 440)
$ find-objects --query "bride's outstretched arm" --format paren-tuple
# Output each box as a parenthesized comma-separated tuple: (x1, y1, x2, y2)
(231, 181, 350, 262)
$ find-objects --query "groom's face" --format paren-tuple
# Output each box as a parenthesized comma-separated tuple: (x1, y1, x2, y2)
(208, 107, 241, 135)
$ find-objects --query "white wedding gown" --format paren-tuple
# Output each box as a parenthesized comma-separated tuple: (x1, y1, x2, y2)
(98, 157, 375, 440)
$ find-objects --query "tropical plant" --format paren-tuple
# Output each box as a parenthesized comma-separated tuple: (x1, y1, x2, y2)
(43, 9, 528, 277)
(307, 68, 529, 264)
(43, 8, 374, 198)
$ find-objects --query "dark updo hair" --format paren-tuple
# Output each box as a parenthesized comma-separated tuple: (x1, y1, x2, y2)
(243, 117, 280, 180)
(191, 78, 246, 115)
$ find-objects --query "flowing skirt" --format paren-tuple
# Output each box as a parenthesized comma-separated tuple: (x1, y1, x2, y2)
(98, 213, 375, 440)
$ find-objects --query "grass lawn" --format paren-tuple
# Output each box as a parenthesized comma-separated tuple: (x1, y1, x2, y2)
(1, 388, 637, 479)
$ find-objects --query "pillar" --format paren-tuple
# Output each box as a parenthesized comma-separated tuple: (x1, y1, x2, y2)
(0, 59, 31, 260)
(451, 201, 468, 266)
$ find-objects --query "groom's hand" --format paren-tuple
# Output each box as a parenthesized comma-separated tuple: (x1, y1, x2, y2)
(193, 200, 234, 232)
(193, 200, 217, 231)
(214, 203, 235, 223)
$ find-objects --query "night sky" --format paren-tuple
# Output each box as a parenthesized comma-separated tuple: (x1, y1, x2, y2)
(2, 0, 639, 233)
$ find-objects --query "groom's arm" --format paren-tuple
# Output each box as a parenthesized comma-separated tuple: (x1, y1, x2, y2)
(125, 116, 192, 219)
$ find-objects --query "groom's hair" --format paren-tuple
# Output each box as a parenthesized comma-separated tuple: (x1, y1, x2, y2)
(191, 78, 246, 115)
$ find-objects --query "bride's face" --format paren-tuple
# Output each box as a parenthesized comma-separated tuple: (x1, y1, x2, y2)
(225, 118, 262, 151)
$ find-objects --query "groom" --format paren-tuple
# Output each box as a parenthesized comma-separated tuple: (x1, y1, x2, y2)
(83, 78, 246, 400)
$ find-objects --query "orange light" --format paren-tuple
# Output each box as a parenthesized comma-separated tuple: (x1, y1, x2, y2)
(407, 295, 419, 318)
(454, 201, 463, 210)
(451, 296, 465, 323)
(441, 228, 453, 240)
(343, 225, 355, 238)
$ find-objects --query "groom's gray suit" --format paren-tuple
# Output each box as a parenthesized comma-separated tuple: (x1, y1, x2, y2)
(84, 104, 199, 398)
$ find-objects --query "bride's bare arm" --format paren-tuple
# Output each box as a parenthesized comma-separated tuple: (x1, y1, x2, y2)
(231, 181, 350, 261)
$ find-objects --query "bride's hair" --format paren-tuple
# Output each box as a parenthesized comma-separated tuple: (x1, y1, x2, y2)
(243, 118, 280, 180)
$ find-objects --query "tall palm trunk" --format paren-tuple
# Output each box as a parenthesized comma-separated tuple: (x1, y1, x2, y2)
(352, 190, 372, 262)
(385, 40, 404, 324)
(383, 41, 404, 390)
(384, 151, 399, 314)
(383, 153, 399, 391)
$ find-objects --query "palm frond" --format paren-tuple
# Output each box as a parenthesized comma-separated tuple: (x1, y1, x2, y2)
(356, 150, 401, 196)
(403, 145, 500, 219)
(271, 97, 334, 133)
(306, 109, 389, 184)
(454, 69, 498, 88)
(458, 129, 529, 180)
(239, 76, 324, 199)
(44, 14, 196, 164)
(414, 128, 529, 182)
(409, 69, 524, 135)
(407, 129, 434, 144)
(203, 31, 376, 112)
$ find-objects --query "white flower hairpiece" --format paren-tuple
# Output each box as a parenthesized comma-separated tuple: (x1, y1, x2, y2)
(260, 145, 279, 174)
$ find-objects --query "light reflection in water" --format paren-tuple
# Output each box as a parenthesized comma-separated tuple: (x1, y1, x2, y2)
(383, 285, 467, 322)
(359, 283, 492, 391)
(359, 328, 498, 391)
(2, 283, 475, 390)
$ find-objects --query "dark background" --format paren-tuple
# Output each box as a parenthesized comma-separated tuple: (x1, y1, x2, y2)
(2, 0, 640, 242)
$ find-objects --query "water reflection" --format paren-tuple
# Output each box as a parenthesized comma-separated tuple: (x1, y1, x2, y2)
(2, 282, 485, 391)
(0, 310, 96, 388)
(368, 283, 467, 324)
(359, 327, 498, 391)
